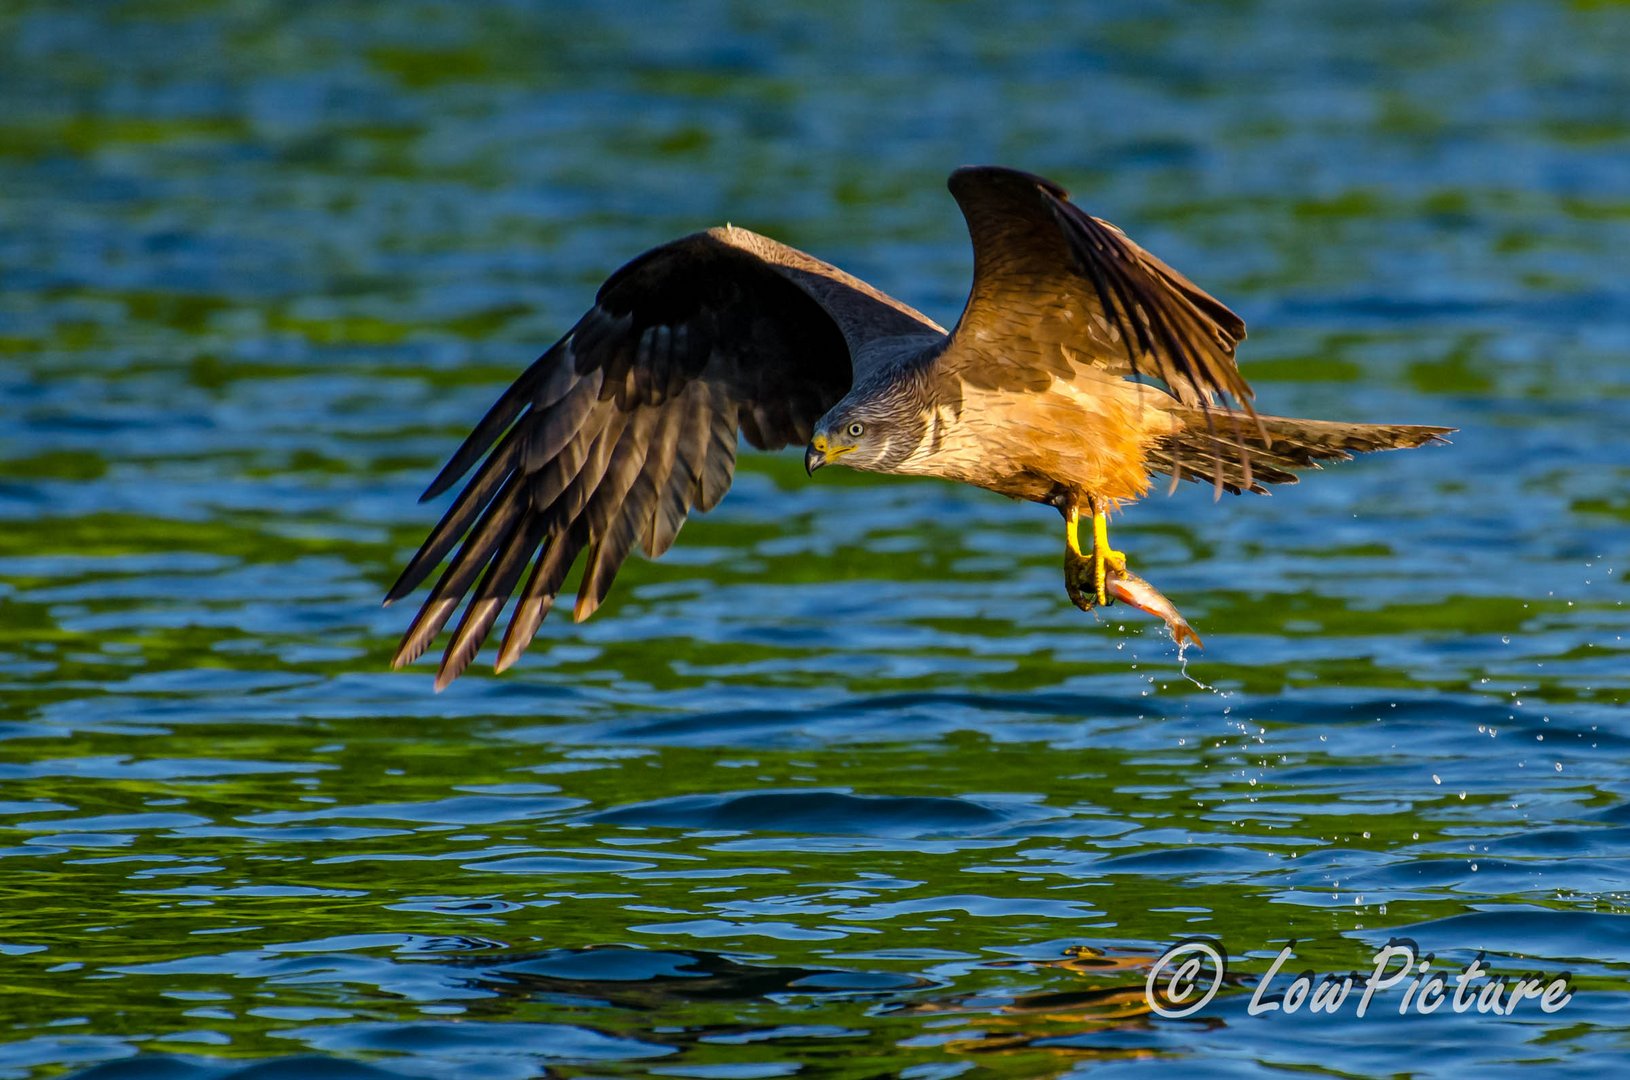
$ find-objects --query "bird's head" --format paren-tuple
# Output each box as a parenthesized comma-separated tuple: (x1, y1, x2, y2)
(805, 399, 915, 476)
(806, 350, 935, 476)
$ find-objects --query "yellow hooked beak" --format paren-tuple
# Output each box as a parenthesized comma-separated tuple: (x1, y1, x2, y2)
(804, 433, 856, 475)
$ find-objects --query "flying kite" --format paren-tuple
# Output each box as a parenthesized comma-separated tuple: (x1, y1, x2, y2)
(387, 166, 1449, 687)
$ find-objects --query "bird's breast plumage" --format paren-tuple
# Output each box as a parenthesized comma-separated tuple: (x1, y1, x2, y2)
(896, 365, 1181, 506)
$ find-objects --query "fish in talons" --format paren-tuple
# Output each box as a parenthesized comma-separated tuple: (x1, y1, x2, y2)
(1066, 555, 1204, 650)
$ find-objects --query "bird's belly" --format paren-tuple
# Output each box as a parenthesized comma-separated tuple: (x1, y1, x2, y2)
(901, 377, 1177, 505)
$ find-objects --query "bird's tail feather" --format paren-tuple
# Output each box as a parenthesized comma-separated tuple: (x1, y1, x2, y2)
(1147, 408, 1452, 496)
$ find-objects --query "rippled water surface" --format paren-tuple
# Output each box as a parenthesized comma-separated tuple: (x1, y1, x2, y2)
(3, 1, 1629, 1076)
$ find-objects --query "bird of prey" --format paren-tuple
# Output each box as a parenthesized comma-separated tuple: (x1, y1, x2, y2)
(387, 165, 1449, 688)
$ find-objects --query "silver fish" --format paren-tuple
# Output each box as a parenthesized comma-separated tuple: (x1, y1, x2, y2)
(1067, 561, 1203, 649)
(1104, 568, 1203, 649)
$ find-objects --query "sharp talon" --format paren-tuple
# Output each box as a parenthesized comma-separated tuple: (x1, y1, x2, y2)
(1063, 505, 1095, 611)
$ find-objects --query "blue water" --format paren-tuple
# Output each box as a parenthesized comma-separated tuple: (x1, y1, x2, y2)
(1, 1, 1628, 1076)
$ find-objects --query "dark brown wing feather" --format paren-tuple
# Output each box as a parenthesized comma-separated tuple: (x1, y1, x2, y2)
(941, 165, 1254, 416)
(387, 228, 934, 688)
(1148, 411, 1453, 495)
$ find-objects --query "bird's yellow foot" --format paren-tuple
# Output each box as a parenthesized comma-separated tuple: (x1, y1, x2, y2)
(1092, 509, 1127, 607)
(1064, 506, 1129, 611)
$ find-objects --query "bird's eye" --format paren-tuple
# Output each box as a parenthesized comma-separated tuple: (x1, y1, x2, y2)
(846, 422, 865, 439)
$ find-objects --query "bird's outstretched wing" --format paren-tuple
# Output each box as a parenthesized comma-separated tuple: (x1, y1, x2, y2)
(387, 227, 938, 688)
(940, 165, 1255, 416)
